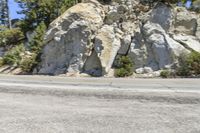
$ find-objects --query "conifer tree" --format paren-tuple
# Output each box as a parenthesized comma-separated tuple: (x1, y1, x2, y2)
(15, 0, 78, 32)
(29, 21, 47, 53)
(0, 0, 11, 29)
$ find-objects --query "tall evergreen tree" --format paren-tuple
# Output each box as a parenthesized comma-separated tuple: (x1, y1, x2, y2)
(0, 0, 11, 29)
(15, 0, 78, 32)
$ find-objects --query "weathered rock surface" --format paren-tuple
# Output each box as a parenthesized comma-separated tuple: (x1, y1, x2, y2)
(149, 3, 173, 31)
(37, 0, 200, 76)
(37, 2, 105, 75)
(174, 7, 197, 35)
(118, 34, 131, 55)
(173, 34, 200, 52)
(83, 50, 102, 76)
(94, 25, 121, 74)
(0, 47, 5, 57)
(196, 17, 200, 40)
(128, 30, 147, 69)
(142, 22, 188, 70)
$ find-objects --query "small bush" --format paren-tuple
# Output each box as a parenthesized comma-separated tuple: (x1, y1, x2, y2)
(160, 70, 171, 78)
(186, 51, 200, 75)
(29, 22, 46, 53)
(176, 51, 200, 77)
(176, 53, 190, 76)
(20, 54, 38, 72)
(20, 22, 46, 73)
(114, 56, 134, 77)
(0, 58, 4, 67)
(0, 28, 24, 47)
(3, 44, 25, 66)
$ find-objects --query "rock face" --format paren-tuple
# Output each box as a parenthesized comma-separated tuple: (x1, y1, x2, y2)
(37, 1, 105, 75)
(149, 3, 173, 31)
(196, 17, 200, 40)
(174, 7, 197, 35)
(0, 47, 5, 57)
(141, 21, 188, 70)
(173, 34, 200, 52)
(94, 25, 121, 74)
(37, 0, 200, 76)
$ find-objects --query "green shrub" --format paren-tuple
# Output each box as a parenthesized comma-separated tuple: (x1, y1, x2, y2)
(20, 54, 38, 72)
(19, 22, 47, 73)
(3, 44, 25, 66)
(176, 53, 190, 76)
(115, 68, 131, 77)
(0, 58, 4, 67)
(114, 56, 134, 77)
(29, 22, 47, 53)
(0, 28, 24, 47)
(186, 51, 200, 75)
(160, 70, 171, 78)
(176, 51, 200, 76)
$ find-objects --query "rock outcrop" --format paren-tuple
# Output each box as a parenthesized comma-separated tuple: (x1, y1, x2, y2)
(94, 25, 121, 75)
(37, 1, 105, 75)
(36, 0, 200, 76)
(174, 7, 197, 35)
(196, 17, 200, 40)
(0, 47, 5, 57)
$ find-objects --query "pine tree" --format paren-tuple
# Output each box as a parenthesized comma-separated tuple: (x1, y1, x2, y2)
(0, 0, 11, 29)
(15, 0, 78, 33)
(29, 21, 47, 53)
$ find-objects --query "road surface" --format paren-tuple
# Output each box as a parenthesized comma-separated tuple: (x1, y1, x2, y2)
(0, 75, 200, 133)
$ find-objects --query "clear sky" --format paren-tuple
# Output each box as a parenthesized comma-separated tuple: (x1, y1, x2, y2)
(8, 0, 24, 19)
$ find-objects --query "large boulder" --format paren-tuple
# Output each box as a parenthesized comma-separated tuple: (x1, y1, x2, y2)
(118, 34, 131, 55)
(173, 34, 200, 52)
(143, 22, 172, 70)
(149, 3, 173, 31)
(37, 1, 105, 75)
(83, 50, 102, 76)
(128, 30, 147, 69)
(94, 25, 121, 74)
(174, 7, 197, 35)
(143, 22, 188, 70)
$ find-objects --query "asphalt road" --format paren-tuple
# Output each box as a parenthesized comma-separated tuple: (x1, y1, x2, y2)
(0, 75, 200, 133)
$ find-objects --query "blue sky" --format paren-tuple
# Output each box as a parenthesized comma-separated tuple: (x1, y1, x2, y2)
(7, 0, 192, 19)
(8, 0, 24, 19)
